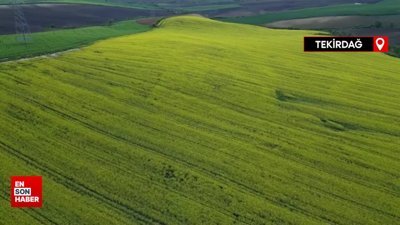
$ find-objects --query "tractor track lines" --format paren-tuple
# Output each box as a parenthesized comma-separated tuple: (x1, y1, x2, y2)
(0, 141, 165, 225)
(1, 75, 398, 222)
(1, 116, 255, 225)
(0, 87, 335, 224)
(1, 15, 400, 225)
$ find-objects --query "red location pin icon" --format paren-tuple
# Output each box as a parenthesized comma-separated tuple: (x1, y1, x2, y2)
(373, 36, 389, 52)
(376, 38, 385, 50)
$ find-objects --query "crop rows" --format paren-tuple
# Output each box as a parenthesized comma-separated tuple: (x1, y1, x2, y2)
(0, 16, 399, 224)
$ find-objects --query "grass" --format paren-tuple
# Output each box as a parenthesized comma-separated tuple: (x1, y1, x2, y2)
(0, 20, 150, 62)
(223, 0, 400, 24)
(0, 16, 399, 224)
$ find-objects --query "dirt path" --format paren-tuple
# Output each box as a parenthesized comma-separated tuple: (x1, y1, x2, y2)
(0, 48, 81, 64)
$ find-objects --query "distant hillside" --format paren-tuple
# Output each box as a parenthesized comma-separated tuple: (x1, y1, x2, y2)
(0, 16, 399, 225)
(224, 0, 398, 24)
(0, 0, 382, 12)
(0, 0, 236, 9)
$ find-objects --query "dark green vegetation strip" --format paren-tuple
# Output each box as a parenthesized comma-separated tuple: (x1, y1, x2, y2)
(0, 21, 151, 62)
(0, 16, 399, 224)
(223, 0, 400, 24)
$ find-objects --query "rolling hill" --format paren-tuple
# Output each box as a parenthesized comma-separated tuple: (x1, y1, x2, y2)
(0, 16, 399, 225)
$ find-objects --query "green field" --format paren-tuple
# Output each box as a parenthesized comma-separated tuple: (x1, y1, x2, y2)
(0, 16, 399, 224)
(224, 0, 400, 24)
(0, 21, 150, 62)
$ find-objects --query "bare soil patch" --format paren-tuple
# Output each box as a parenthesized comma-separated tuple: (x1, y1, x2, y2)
(137, 17, 162, 26)
(266, 15, 400, 45)
(266, 15, 400, 56)
(0, 4, 169, 35)
(213, 0, 381, 17)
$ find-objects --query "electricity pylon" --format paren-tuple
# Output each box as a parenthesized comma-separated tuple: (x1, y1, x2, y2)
(12, 0, 32, 44)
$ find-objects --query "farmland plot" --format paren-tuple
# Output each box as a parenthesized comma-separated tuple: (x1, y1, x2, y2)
(0, 16, 399, 225)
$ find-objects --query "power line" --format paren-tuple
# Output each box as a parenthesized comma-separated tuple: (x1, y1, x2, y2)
(12, 0, 32, 44)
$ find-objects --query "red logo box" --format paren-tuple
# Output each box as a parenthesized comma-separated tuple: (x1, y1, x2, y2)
(11, 176, 43, 208)
(373, 36, 389, 52)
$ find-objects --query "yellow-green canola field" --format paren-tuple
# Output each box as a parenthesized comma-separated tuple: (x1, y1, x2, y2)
(0, 16, 399, 225)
